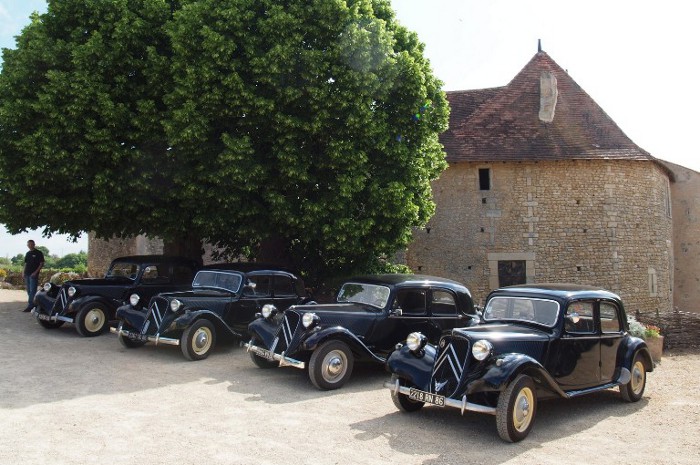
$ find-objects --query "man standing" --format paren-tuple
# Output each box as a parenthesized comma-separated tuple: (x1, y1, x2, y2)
(23, 240, 44, 312)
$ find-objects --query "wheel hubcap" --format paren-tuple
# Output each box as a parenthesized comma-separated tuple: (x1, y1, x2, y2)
(85, 309, 105, 332)
(631, 361, 645, 394)
(513, 387, 534, 432)
(193, 328, 212, 354)
(323, 350, 347, 382)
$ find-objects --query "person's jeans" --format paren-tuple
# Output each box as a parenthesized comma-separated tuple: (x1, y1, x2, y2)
(24, 274, 38, 308)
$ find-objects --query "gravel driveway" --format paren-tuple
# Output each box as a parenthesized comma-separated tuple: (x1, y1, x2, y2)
(1, 289, 699, 465)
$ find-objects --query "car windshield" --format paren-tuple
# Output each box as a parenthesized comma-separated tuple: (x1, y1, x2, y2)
(106, 262, 140, 280)
(192, 270, 243, 293)
(483, 296, 559, 327)
(337, 282, 391, 309)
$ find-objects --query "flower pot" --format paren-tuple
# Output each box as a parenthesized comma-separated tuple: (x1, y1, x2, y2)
(646, 335, 664, 363)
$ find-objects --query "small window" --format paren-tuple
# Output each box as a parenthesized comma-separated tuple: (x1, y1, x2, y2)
(600, 302, 621, 333)
(272, 276, 296, 297)
(565, 301, 595, 333)
(479, 168, 491, 190)
(246, 275, 271, 297)
(397, 290, 427, 315)
(431, 290, 457, 316)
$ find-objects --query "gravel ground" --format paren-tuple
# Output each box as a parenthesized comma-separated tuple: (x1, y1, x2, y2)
(1, 289, 699, 465)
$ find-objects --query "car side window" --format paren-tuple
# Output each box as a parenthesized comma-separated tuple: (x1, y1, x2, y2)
(141, 265, 170, 284)
(396, 289, 427, 316)
(245, 275, 271, 297)
(272, 276, 297, 297)
(431, 290, 457, 316)
(600, 302, 621, 333)
(565, 301, 595, 334)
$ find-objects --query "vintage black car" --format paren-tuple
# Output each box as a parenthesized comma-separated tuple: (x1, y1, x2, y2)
(32, 255, 198, 337)
(245, 274, 478, 390)
(111, 264, 308, 360)
(385, 284, 654, 442)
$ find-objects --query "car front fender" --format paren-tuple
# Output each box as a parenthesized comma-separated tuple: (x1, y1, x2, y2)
(68, 295, 116, 317)
(161, 310, 242, 340)
(247, 317, 281, 349)
(466, 353, 566, 397)
(385, 344, 439, 392)
(301, 326, 382, 362)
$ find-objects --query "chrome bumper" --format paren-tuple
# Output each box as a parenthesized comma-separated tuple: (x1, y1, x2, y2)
(243, 340, 305, 369)
(110, 323, 180, 346)
(31, 308, 74, 324)
(384, 379, 496, 415)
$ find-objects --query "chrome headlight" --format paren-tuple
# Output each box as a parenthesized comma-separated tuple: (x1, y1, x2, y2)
(472, 339, 493, 361)
(43, 282, 52, 292)
(170, 299, 183, 312)
(129, 294, 140, 307)
(302, 312, 319, 328)
(406, 332, 428, 352)
(261, 304, 277, 319)
(67, 286, 77, 297)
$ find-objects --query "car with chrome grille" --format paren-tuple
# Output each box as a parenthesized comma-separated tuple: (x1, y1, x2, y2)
(244, 274, 478, 390)
(385, 283, 654, 442)
(111, 264, 308, 360)
(32, 255, 198, 337)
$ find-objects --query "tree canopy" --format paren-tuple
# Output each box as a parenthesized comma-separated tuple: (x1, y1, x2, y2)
(0, 0, 449, 284)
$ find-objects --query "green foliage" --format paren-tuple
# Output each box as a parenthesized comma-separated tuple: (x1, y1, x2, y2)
(0, 257, 10, 266)
(0, 0, 449, 284)
(55, 250, 87, 269)
(10, 254, 24, 266)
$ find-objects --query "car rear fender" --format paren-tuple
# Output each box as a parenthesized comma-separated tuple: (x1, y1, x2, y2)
(302, 327, 382, 362)
(385, 344, 438, 391)
(622, 337, 654, 372)
(467, 353, 567, 398)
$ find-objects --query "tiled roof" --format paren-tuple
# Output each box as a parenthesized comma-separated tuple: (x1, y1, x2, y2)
(441, 51, 658, 164)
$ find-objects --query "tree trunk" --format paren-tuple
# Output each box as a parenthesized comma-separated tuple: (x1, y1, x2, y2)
(163, 234, 204, 267)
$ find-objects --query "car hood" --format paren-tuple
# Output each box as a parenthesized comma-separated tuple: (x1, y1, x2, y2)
(160, 288, 233, 300)
(289, 302, 379, 317)
(65, 277, 133, 287)
(452, 324, 550, 341)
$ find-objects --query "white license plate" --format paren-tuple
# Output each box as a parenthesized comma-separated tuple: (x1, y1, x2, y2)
(252, 347, 275, 361)
(36, 313, 51, 321)
(409, 388, 445, 406)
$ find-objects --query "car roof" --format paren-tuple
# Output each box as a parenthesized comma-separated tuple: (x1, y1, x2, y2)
(349, 274, 470, 291)
(200, 263, 300, 276)
(489, 283, 622, 302)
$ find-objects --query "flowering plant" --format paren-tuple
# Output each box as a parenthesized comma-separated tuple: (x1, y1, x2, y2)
(627, 316, 661, 339)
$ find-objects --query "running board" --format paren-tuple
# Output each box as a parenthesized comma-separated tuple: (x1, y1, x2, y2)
(564, 368, 630, 398)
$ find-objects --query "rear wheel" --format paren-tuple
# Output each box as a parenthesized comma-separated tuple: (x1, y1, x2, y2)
(620, 353, 647, 402)
(75, 304, 109, 337)
(308, 340, 354, 390)
(390, 374, 425, 412)
(181, 319, 216, 361)
(496, 374, 537, 442)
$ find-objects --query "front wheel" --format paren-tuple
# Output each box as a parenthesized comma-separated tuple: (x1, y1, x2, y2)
(390, 374, 425, 412)
(620, 353, 647, 402)
(496, 374, 538, 442)
(308, 340, 354, 390)
(75, 304, 109, 337)
(181, 319, 216, 361)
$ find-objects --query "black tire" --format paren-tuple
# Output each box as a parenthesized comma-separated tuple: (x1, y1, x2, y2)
(308, 340, 354, 390)
(390, 374, 425, 412)
(620, 353, 647, 402)
(496, 374, 538, 443)
(118, 332, 146, 349)
(180, 319, 216, 361)
(248, 337, 277, 369)
(37, 319, 65, 329)
(75, 304, 109, 337)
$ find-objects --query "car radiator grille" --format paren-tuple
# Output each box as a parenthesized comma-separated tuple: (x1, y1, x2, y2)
(430, 334, 471, 398)
(276, 311, 302, 353)
(145, 297, 169, 333)
(55, 288, 69, 313)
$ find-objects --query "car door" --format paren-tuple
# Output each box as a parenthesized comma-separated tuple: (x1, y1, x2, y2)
(550, 300, 601, 390)
(598, 300, 624, 382)
(427, 288, 469, 333)
(270, 274, 303, 311)
(229, 273, 272, 334)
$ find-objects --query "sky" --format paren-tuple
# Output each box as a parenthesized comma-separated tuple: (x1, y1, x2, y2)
(1, 0, 698, 257)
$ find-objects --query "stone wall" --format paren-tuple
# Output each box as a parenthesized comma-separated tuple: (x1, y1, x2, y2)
(87, 233, 163, 276)
(407, 159, 674, 314)
(663, 161, 700, 313)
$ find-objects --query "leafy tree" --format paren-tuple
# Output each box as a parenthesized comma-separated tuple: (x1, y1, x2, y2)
(0, 0, 448, 284)
(0, 257, 11, 266)
(55, 251, 88, 269)
(10, 254, 24, 266)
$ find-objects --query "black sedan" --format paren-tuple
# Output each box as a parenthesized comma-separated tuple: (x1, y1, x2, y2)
(385, 284, 654, 442)
(32, 255, 198, 337)
(111, 264, 308, 360)
(245, 274, 478, 390)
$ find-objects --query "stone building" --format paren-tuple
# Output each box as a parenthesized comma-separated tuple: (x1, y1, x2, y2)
(406, 50, 675, 314)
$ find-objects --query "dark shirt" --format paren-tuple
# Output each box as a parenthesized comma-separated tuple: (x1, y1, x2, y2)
(24, 249, 45, 275)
